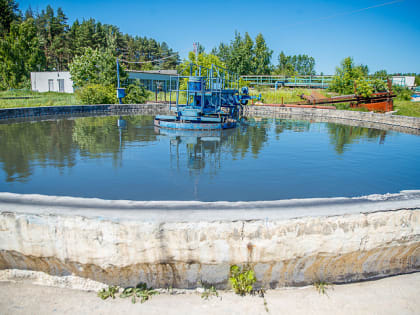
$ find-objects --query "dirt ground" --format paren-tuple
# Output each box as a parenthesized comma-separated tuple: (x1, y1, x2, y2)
(0, 272, 419, 315)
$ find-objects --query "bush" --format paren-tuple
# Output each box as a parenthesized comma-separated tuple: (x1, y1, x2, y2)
(372, 78, 388, 92)
(355, 79, 373, 97)
(393, 85, 412, 101)
(123, 84, 149, 104)
(75, 84, 117, 105)
(229, 265, 256, 296)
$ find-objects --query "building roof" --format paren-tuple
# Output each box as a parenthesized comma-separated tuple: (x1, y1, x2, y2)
(127, 69, 177, 75)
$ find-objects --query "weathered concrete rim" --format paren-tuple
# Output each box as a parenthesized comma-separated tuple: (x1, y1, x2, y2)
(0, 104, 170, 124)
(1, 190, 419, 223)
(1, 208, 419, 288)
(246, 112, 420, 135)
(243, 105, 420, 132)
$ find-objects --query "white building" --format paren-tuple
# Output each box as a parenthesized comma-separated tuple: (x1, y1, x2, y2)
(31, 71, 74, 93)
(392, 76, 416, 89)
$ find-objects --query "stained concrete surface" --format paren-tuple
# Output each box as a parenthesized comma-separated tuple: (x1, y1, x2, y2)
(0, 272, 419, 315)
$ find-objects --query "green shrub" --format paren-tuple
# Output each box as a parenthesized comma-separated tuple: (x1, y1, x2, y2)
(355, 78, 373, 97)
(123, 84, 149, 104)
(393, 85, 412, 101)
(229, 265, 256, 296)
(75, 84, 116, 105)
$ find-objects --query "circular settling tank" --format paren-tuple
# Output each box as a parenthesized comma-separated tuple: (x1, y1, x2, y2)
(0, 115, 419, 201)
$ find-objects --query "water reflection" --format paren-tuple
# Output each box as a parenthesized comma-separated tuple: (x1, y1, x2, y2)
(157, 128, 225, 175)
(0, 119, 77, 182)
(326, 123, 387, 154)
(72, 116, 157, 158)
(0, 116, 391, 183)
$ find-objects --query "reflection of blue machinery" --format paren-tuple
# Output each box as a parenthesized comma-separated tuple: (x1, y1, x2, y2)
(156, 127, 236, 176)
(155, 63, 260, 130)
(156, 127, 225, 173)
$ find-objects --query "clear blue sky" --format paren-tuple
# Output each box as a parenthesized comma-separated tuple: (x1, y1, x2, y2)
(19, 0, 420, 74)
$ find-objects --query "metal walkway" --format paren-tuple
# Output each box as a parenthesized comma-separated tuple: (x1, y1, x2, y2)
(241, 75, 333, 89)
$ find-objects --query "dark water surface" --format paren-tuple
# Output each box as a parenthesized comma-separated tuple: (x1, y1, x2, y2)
(0, 115, 419, 201)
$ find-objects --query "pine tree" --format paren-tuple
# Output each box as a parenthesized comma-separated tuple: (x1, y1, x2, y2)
(0, 0, 20, 37)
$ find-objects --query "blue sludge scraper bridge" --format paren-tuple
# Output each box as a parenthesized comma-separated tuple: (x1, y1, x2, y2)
(154, 63, 259, 130)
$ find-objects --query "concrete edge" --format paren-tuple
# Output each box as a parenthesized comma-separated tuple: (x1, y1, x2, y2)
(1, 190, 419, 223)
(1, 104, 420, 132)
(243, 106, 420, 131)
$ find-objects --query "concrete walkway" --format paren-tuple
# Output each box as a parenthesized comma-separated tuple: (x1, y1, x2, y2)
(0, 272, 419, 315)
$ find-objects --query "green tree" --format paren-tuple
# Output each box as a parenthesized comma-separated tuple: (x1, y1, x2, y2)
(178, 51, 225, 77)
(275, 51, 296, 75)
(213, 31, 258, 75)
(358, 64, 369, 76)
(68, 18, 108, 57)
(35, 5, 70, 70)
(159, 41, 179, 69)
(274, 52, 315, 76)
(0, 0, 20, 37)
(69, 47, 126, 88)
(230, 32, 255, 75)
(0, 18, 44, 89)
(373, 69, 388, 79)
(2, 4, 179, 76)
(329, 57, 365, 94)
(253, 33, 272, 75)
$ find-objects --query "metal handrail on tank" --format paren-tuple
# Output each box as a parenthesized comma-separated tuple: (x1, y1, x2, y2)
(155, 62, 259, 131)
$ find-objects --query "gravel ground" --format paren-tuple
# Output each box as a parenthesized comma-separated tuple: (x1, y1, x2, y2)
(0, 272, 419, 315)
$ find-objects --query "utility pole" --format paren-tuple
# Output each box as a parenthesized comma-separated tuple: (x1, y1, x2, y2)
(116, 58, 125, 104)
(193, 42, 199, 64)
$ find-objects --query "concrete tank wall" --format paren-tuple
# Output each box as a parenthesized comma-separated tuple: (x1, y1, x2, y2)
(2, 104, 420, 133)
(243, 106, 420, 130)
(1, 203, 419, 289)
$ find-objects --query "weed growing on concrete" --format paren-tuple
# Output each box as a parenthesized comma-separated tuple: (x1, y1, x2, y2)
(97, 286, 119, 300)
(314, 280, 332, 295)
(263, 297, 269, 313)
(229, 265, 257, 296)
(254, 287, 269, 313)
(198, 281, 220, 300)
(166, 285, 175, 295)
(120, 283, 159, 304)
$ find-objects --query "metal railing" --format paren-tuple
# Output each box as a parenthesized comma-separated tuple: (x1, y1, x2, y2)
(241, 75, 334, 89)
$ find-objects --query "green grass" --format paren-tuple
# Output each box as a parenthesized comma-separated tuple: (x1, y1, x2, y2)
(0, 90, 79, 108)
(394, 99, 420, 117)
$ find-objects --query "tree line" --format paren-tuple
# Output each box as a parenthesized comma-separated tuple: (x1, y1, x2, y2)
(211, 32, 316, 76)
(3, 1, 416, 96)
(0, 0, 179, 90)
